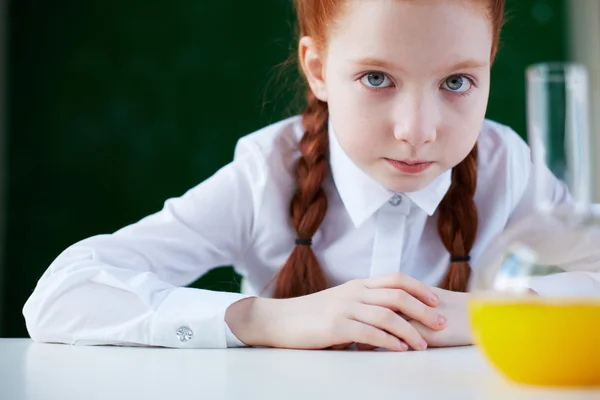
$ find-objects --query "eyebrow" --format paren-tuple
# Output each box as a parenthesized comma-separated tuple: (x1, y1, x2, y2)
(350, 57, 402, 72)
(349, 57, 489, 73)
(445, 59, 489, 71)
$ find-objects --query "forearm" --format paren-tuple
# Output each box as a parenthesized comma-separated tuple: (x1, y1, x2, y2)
(225, 297, 281, 347)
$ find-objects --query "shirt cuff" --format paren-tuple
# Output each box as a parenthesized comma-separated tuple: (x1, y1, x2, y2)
(528, 271, 600, 297)
(150, 287, 252, 348)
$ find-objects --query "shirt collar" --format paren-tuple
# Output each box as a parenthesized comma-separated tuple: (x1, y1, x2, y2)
(328, 119, 452, 228)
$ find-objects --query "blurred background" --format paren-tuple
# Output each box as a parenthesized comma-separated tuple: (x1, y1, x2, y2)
(0, 0, 598, 338)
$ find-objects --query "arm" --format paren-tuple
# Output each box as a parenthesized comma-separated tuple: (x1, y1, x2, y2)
(23, 139, 266, 348)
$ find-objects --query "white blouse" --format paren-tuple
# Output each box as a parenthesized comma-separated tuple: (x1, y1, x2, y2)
(22, 116, 600, 349)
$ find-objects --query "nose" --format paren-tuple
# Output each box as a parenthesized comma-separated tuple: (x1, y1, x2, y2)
(393, 92, 438, 147)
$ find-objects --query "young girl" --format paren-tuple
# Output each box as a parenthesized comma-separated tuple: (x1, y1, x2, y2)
(23, 0, 600, 352)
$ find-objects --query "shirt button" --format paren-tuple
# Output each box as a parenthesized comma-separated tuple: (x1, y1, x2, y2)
(176, 326, 193, 342)
(388, 194, 403, 207)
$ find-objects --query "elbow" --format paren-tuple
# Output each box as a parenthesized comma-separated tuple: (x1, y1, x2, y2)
(22, 290, 73, 345)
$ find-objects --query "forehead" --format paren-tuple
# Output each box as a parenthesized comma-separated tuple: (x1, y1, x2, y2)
(327, 0, 493, 71)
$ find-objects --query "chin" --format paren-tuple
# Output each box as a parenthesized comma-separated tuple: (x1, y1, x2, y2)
(378, 170, 438, 193)
(372, 159, 445, 191)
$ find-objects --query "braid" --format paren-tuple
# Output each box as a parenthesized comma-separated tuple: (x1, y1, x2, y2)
(437, 144, 479, 292)
(272, 90, 330, 298)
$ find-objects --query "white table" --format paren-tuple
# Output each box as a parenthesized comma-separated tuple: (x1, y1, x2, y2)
(1, 339, 598, 400)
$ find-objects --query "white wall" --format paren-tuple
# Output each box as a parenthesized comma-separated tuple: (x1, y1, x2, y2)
(568, 0, 600, 202)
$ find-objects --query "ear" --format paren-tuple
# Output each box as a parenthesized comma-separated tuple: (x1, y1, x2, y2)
(298, 36, 328, 102)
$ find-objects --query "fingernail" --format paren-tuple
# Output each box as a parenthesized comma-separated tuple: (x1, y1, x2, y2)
(399, 342, 409, 351)
(437, 315, 447, 326)
(417, 339, 428, 350)
(430, 294, 440, 304)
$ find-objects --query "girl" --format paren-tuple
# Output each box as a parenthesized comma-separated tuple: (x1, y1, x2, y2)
(23, 0, 600, 352)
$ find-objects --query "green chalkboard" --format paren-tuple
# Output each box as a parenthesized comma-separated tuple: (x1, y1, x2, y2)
(3, 0, 567, 338)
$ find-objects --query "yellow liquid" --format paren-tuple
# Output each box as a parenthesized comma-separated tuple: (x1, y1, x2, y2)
(469, 297, 600, 387)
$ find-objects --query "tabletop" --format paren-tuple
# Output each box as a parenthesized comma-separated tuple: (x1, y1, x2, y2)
(1, 339, 599, 400)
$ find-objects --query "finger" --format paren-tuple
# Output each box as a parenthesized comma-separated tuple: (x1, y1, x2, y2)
(350, 304, 428, 351)
(356, 343, 378, 351)
(362, 288, 446, 331)
(397, 312, 410, 320)
(410, 318, 472, 348)
(409, 320, 439, 348)
(330, 342, 353, 350)
(364, 273, 439, 307)
(343, 320, 408, 352)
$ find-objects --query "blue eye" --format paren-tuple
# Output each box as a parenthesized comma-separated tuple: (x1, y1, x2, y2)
(361, 72, 393, 88)
(442, 75, 472, 93)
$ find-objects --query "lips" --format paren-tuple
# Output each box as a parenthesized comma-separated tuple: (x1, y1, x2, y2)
(397, 160, 429, 165)
(385, 158, 434, 174)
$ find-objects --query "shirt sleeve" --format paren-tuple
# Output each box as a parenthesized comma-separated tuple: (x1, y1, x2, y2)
(503, 140, 600, 297)
(22, 138, 267, 348)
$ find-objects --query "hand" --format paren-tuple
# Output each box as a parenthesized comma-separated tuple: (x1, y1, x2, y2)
(225, 273, 448, 352)
(407, 287, 472, 348)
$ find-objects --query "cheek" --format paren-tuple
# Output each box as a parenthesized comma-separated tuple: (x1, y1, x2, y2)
(328, 80, 392, 139)
(447, 83, 489, 125)
(329, 114, 376, 163)
(327, 79, 390, 163)
(446, 128, 480, 163)
(441, 101, 486, 165)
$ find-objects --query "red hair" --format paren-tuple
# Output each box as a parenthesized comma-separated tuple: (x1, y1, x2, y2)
(273, 0, 506, 298)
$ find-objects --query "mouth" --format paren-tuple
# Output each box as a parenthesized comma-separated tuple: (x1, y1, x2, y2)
(384, 158, 434, 174)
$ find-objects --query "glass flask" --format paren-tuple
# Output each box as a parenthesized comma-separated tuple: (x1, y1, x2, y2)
(468, 63, 600, 388)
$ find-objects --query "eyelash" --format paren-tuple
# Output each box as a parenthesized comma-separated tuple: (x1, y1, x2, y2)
(358, 72, 477, 97)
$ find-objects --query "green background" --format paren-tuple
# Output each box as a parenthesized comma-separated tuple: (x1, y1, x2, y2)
(1, 0, 567, 338)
